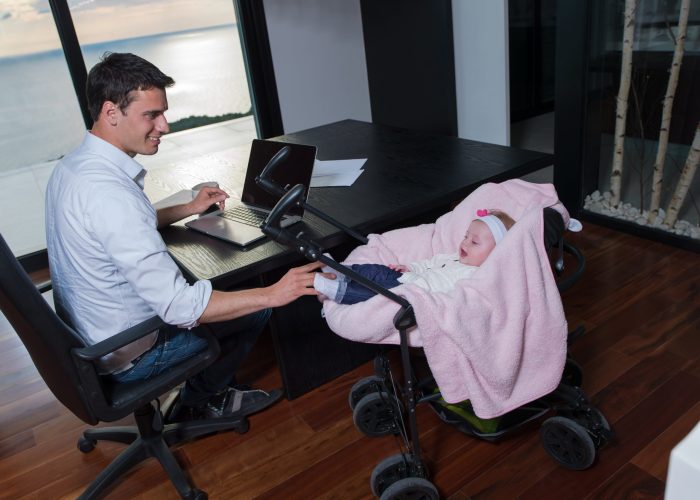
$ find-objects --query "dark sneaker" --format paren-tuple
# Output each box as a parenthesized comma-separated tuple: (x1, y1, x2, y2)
(166, 401, 205, 423)
(203, 387, 283, 419)
(166, 387, 283, 423)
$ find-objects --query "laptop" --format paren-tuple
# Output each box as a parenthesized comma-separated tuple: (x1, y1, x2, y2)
(185, 139, 317, 246)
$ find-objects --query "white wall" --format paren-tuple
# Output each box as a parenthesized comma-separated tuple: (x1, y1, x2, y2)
(264, 0, 511, 144)
(263, 0, 371, 134)
(452, 0, 510, 145)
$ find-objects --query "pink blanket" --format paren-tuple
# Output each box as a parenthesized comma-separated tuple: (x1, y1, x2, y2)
(323, 180, 571, 418)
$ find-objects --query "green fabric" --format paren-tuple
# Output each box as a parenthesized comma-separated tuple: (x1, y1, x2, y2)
(434, 392, 501, 434)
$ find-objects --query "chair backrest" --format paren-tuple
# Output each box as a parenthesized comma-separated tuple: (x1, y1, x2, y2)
(0, 234, 97, 424)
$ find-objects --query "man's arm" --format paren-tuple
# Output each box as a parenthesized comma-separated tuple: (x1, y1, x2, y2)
(157, 186, 229, 228)
(199, 261, 330, 323)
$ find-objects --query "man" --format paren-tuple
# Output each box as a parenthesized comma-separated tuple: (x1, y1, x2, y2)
(45, 52, 327, 422)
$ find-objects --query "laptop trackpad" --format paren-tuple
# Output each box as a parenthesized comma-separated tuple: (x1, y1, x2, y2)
(185, 215, 264, 246)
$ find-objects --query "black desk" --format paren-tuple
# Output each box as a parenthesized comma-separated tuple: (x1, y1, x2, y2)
(157, 119, 553, 397)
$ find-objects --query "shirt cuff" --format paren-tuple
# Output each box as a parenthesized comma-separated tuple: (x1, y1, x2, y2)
(177, 279, 213, 329)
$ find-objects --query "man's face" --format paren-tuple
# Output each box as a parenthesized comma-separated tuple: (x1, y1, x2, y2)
(113, 88, 170, 157)
(458, 219, 496, 266)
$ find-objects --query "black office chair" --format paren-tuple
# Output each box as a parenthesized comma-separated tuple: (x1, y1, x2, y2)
(0, 233, 247, 499)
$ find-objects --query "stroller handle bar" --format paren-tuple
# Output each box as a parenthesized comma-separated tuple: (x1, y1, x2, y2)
(259, 180, 416, 329)
(260, 183, 306, 247)
(257, 153, 420, 457)
(255, 145, 290, 198)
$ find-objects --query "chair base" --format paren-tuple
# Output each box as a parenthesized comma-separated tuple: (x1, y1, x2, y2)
(77, 401, 248, 499)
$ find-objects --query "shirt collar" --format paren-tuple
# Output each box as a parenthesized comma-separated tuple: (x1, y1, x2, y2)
(83, 132, 148, 189)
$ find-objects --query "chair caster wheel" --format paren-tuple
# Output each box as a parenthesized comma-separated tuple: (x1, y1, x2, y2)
(77, 436, 96, 453)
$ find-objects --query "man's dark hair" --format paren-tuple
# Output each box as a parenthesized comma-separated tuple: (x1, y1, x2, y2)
(86, 52, 175, 122)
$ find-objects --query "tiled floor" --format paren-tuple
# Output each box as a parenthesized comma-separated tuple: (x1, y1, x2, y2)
(0, 116, 257, 257)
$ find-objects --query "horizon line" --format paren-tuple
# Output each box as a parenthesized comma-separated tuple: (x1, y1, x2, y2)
(0, 22, 237, 61)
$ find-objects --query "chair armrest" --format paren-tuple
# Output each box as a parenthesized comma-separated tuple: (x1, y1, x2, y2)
(73, 316, 167, 361)
(29, 269, 52, 293)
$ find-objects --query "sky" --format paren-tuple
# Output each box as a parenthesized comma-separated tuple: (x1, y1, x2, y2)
(0, 0, 236, 57)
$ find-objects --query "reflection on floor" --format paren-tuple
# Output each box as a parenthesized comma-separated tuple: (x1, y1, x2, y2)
(0, 116, 256, 256)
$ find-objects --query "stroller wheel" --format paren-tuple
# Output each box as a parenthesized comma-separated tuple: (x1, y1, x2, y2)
(353, 392, 401, 437)
(349, 375, 386, 411)
(577, 407, 613, 448)
(540, 416, 596, 470)
(370, 454, 429, 497)
(562, 357, 583, 387)
(379, 477, 439, 500)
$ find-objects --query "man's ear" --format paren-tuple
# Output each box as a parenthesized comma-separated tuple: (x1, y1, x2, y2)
(101, 101, 120, 126)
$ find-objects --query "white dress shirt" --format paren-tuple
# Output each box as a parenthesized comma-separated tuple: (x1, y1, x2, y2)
(45, 132, 212, 374)
(398, 253, 477, 293)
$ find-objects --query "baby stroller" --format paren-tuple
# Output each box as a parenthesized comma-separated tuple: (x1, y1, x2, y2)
(256, 147, 613, 499)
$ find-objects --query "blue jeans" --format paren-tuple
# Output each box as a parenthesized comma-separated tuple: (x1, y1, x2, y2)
(110, 309, 271, 407)
(338, 264, 403, 305)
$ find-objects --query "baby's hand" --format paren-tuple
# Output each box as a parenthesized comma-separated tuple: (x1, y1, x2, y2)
(389, 264, 408, 272)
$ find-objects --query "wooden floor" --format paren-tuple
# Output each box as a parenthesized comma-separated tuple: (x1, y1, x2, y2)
(1, 222, 699, 499)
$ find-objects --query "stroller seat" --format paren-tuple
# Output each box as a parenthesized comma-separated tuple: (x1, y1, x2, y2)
(320, 180, 577, 418)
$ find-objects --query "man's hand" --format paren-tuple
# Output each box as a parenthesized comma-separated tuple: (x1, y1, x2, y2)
(188, 186, 229, 215)
(156, 186, 230, 228)
(266, 261, 335, 307)
(200, 261, 335, 324)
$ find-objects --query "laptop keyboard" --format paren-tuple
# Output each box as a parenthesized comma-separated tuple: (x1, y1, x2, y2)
(220, 206, 268, 227)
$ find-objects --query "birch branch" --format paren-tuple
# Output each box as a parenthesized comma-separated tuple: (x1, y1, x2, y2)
(648, 0, 691, 223)
(664, 122, 700, 227)
(610, 0, 637, 207)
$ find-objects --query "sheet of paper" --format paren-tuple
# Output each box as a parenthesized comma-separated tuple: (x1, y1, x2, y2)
(311, 158, 366, 187)
(152, 181, 220, 210)
(152, 189, 195, 210)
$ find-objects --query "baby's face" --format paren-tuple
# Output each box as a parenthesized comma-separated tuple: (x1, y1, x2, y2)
(458, 219, 496, 266)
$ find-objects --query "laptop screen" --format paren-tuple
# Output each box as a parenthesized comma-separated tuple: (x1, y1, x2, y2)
(240, 139, 317, 217)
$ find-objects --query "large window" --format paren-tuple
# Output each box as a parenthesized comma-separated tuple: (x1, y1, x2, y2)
(0, 0, 255, 256)
(0, 0, 86, 256)
(69, 0, 253, 132)
(0, 2, 86, 169)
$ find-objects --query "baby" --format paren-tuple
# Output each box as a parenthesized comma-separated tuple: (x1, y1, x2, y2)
(315, 209, 515, 304)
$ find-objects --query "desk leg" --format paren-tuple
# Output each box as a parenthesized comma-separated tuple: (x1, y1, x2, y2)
(263, 270, 378, 399)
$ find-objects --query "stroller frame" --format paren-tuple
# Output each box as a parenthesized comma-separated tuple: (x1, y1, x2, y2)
(255, 147, 612, 499)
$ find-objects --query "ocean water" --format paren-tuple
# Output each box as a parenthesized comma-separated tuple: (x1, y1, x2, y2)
(0, 24, 251, 173)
